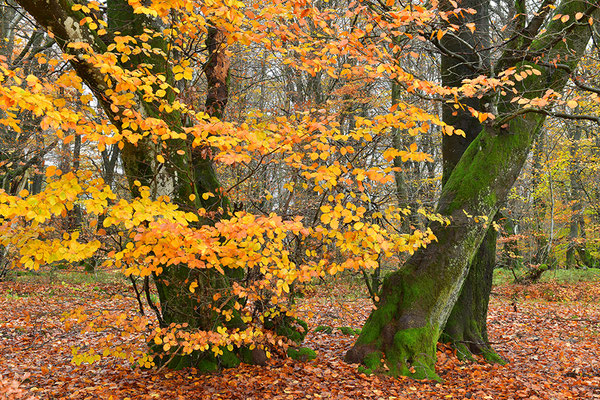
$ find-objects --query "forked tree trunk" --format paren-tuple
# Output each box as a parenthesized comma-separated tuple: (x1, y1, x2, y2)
(346, 123, 539, 379)
(346, 0, 599, 379)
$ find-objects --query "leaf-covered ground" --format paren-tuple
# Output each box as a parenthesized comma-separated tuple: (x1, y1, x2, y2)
(1, 277, 599, 399)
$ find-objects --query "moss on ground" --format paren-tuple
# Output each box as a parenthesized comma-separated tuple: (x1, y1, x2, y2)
(287, 347, 317, 361)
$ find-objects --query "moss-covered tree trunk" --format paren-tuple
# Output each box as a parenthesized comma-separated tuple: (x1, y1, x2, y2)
(436, 0, 504, 363)
(440, 225, 503, 362)
(346, 0, 600, 379)
(346, 122, 536, 378)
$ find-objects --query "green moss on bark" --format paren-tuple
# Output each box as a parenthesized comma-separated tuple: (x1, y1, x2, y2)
(197, 358, 219, 373)
(338, 327, 357, 335)
(314, 325, 333, 334)
(363, 351, 383, 370)
(264, 316, 308, 344)
(442, 222, 505, 364)
(219, 349, 241, 368)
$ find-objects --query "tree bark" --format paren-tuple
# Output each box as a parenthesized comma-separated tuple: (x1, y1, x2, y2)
(440, 224, 503, 362)
(346, 0, 599, 379)
(437, 0, 504, 363)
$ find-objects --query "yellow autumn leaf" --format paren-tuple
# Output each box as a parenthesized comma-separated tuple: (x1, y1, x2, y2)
(45, 165, 57, 177)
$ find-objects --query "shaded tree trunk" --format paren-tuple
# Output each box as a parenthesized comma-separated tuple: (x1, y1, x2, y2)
(440, 225, 502, 362)
(437, 0, 504, 363)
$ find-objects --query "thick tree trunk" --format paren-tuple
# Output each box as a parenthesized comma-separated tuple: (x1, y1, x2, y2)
(346, 122, 540, 379)
(440, 224, 504, 363)
(346, 0, 599, 378)
(437, 0, 503, 363)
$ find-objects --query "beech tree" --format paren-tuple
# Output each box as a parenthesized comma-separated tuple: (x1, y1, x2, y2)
(2, 0, 446, 371)
(436, 0, 502, 363)
(345, 0, 600, 379)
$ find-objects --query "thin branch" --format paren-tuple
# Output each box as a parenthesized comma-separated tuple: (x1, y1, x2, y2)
(145, 276, 164, 326)
(129, 275, 146, 316)
(495, 107, 600, 126)
(571, 77, 600, 95)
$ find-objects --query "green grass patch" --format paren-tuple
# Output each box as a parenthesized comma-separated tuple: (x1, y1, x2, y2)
(493, 267, 600, 286)
(539, 268, 600, 283)
(492, 268, 515, 286)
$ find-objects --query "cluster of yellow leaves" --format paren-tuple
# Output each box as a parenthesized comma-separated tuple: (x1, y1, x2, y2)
(0, 172, 105, 270)
(64, 303, 153, 367)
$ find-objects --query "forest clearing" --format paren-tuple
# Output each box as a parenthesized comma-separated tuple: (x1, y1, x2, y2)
(1, 271, 600, 399)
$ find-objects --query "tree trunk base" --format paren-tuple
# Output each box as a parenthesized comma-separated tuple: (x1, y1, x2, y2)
(345, 325, 440, 380)
(441, 224, 505, 365)
(150, 344, 268, 372)
(150, 316, 308, 372)
(440, 329, 505, 364)
(344, 273, 443, 381)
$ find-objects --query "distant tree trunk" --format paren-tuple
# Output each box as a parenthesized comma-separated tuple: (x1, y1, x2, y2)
(566, 124, 598, 268)
(497, 212, 521, 270)
(530, 134, 550, 266)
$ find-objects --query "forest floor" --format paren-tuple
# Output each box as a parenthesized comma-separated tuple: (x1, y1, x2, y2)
(1, 272, 599, 399)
